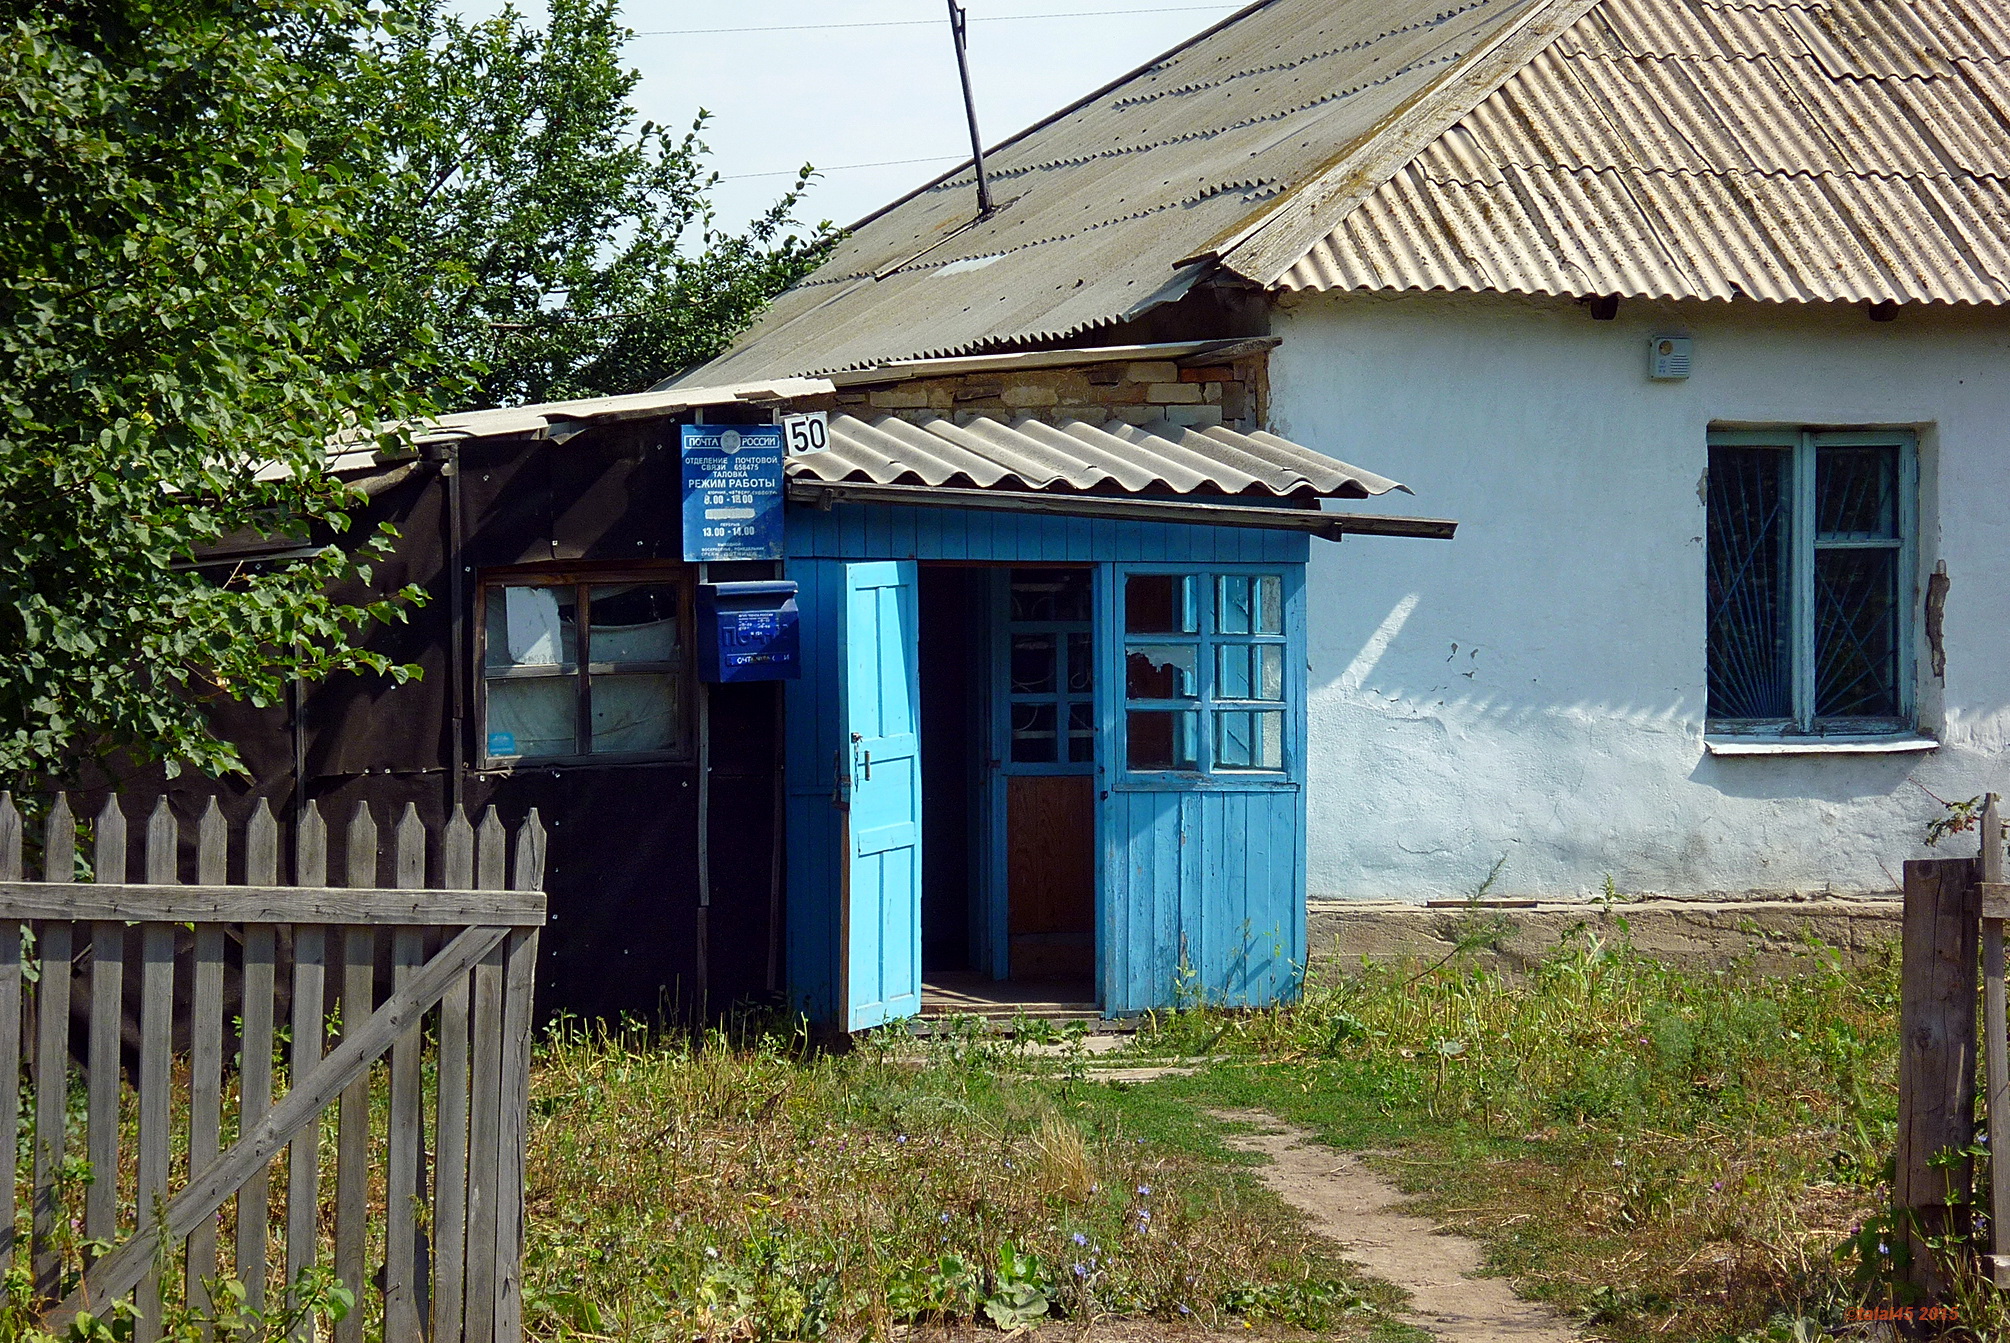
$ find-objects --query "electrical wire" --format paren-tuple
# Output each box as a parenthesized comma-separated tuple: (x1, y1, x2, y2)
(634, 5, 1236, 37)
(720, 154, 962, 181)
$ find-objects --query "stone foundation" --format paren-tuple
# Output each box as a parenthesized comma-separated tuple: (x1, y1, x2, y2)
(1306, 895, 1903, 978)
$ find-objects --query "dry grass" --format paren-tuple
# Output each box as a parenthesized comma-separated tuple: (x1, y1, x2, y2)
(1122, 923, 1914, 1340)
(520, 1020, 1410, 1342)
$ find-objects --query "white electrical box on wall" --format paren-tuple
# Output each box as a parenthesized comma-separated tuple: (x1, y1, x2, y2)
(1648, 335, 1692, 379)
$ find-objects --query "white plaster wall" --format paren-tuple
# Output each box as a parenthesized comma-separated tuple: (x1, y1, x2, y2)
(1270, 290, 2010, 900)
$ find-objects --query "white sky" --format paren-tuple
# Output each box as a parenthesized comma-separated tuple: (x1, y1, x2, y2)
(462, 2, 1244, 236)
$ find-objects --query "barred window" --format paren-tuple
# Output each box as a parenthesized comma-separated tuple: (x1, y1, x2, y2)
(1706, 430, 1915, 733)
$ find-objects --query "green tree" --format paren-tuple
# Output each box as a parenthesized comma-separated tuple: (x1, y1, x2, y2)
(0, 0, 828, 786)
(355, 0, 836, 409)
(0, 0, 436, 785)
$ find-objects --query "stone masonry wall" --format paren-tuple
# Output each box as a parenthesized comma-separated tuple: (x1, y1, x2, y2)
(826, 351, 1269, 434)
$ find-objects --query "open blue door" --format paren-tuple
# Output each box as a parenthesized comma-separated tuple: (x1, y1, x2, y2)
(841, 561, 923, 1030)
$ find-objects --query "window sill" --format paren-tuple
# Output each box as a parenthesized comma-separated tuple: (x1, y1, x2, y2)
(1704, 734, 1939, 757)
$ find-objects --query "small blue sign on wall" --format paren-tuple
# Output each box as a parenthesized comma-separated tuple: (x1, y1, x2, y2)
(681, 424, 784, 562)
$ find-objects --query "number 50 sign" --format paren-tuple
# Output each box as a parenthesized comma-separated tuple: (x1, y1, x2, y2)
(780, 410, 829, 455)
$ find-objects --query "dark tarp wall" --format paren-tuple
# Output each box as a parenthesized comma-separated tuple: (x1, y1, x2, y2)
(89, 420, 784, 1026)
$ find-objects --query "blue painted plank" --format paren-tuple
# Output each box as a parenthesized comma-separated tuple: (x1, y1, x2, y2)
(843, 561, 923, 1030)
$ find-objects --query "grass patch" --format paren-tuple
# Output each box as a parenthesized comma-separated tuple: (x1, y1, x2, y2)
(1112, 923, 1909, 1341)
(522, 1019, 1411, 1341)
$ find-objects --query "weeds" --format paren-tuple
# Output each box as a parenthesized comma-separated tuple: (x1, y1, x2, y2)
(521, 1017, 1396, 1340)
(1128, 927, 1904, 1340)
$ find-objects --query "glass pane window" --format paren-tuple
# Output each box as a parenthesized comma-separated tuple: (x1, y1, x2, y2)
(587, 584, 680, 662)
(1121, 570, 1290, 775)
(1706, 431, 1913, 732)
(1011, 703, 1059, 763)
(1124, 575, 1196, 634)
(485, 678, 576, 759)
(591, 673, 679, 754)
(482, 577, 688, 762)
(1011, 634, 1058, 694)
(1815, 549, 1900, 718)
(1067, 633, 1094, 693)
(1216, 575, 1283, 636)
(1706, 446, 1792, 721)
(1126, 644, 1197, 699)
(1002, 568, 1094, 772)
(1127, 711, 1197, 770)
(486, 586, 578, 671)
(1215, 711, 1283, 770)
(1817, 445, 1899, 540)
(1217, 643, 1283, 702)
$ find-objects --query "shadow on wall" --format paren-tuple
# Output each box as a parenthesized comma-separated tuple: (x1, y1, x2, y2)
(1316, 592, 2003, 814)
(1687, 751, 1933, 803)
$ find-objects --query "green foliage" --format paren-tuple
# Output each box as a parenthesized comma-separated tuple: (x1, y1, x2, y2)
(518, 1018, 1402, 1340)
(979, 1241, 1055, 1330)
(352, 0, 837, 408)
(0, 0, 435, 784)
(1127, 928, 1906, 1340)
(0, 0, 828, 785)
(0, 1260, 352, 1343)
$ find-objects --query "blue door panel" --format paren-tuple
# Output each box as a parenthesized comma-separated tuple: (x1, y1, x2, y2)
(1098, 563, 1309, 1015)
(842, 561, 922, 1031)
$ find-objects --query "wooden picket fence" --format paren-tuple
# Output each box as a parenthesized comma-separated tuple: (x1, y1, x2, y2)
(1893, 791, 2010, 1301)
(0, 791, 546, 1343)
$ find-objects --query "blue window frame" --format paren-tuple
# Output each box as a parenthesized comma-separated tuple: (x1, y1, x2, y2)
(1706, 428, 1917, 734)
(1120, 569, 1291, 776)
(996, 568, 1096, 775)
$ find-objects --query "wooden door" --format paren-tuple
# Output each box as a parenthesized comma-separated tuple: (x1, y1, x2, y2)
(1006, 775, 1095, 979)
(841, 560, 923, 1030)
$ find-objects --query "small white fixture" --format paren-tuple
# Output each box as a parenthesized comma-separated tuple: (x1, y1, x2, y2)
(1648, 335, 1692, 380)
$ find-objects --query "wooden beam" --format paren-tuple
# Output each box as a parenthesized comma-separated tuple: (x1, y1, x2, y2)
(1981, 796, 2009, 1287)
(1897, 856, 1980, 1299)
(785, 480, 1458, 540)
(0, 882, 545, 926)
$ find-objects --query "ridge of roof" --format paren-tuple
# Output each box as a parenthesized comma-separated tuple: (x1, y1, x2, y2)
(1209, 0, 1610, 284)
(679, 0, 1547, 384)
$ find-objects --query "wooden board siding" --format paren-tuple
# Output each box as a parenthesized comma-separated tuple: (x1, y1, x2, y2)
(1007, 776, 1095, 980)
(787, 502, 1310, 566)
(1101, 788, 1305, 1014)
(785, 503, 1312, 1024)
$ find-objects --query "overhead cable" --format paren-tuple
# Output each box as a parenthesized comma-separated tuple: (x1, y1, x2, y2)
(635, 5, 1236, 37)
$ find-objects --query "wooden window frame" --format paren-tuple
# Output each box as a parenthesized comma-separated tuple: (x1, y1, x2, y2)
(1117, 565, 1295, 781)
(474, 565, 695, 769)
(995, 567, 1098, 777)
(1706, 428, 1919, 736)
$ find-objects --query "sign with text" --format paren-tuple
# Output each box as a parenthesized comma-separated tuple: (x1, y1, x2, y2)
(680, 424, 784, 562)
(781, 410, 830, 456)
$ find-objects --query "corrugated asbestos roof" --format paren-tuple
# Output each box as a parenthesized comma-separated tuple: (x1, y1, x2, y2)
(1275, 0, 2010, 302)
(687, 0, 2010, 385)
(785, 413, 1408, 499)
(685, 0, 1561, 384)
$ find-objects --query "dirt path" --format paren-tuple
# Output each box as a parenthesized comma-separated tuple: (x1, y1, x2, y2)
(1210, 1110, 1579, 1343)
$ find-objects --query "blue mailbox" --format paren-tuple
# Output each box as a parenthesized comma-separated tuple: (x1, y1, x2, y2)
(697, 581, 801, 682)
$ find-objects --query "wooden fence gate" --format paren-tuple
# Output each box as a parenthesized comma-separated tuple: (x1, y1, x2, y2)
(0, 791, 546, 1343)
